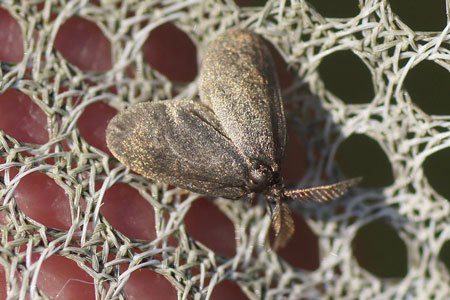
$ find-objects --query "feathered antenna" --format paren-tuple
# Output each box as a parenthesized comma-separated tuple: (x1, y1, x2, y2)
(271, 177, 362, 249)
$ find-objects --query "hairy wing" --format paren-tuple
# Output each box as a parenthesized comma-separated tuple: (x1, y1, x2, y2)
(200, 29, 286, 169)
(106, 100, 250, 199)
(284, 177, 362, 202)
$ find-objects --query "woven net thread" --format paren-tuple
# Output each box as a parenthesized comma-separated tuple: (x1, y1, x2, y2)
(1, 0, 450, 299)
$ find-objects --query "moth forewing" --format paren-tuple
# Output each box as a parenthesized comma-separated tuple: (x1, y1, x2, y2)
(200, 28, 287, 168)
(105, 100, 250, 199)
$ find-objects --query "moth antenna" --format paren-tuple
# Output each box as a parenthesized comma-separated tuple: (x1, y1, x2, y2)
(283, 177, 362, 203)
(269, 197, 295, 250)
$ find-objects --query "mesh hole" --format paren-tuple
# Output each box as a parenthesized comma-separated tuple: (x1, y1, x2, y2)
(404, 60, 450, 116)
(99, 182, 156, 241)
(0, 89, 48, 144)
(335, 134, 394, 187)
(234, 0, 268, 7)
(31, 254, 96, 299)
(274, 213, 319, 271)
(318, 51, 374, 104)
(143, 22, 198, 83)
(14, 171, 72, 230)
(306, 0, 359, 18)
(439, 240, 450, 275)
(0, 8, 23, 63)
(0, 266, 5, 299)
(282, 128, 306, 184)
(210, 280, 249, 300)
(352, 219, 408, 278)
(184, 198, 236, 257)
(423, 147, 450, 201)
(54, 16, 112, 72)
(77, 101, 117, 155)
(123, 267, 178, 300)
(263, 40, 295, 89)
(388, 0, 447, 31)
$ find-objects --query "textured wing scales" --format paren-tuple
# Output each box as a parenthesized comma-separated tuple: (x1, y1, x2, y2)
(106, 100, 250, 199)
(200, 29, 286, 168)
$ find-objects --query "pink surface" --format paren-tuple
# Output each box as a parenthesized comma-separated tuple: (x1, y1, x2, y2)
(275, 213, 319, 271)
(0, 157, 14, 224)
(0, 265, 5, 300)
(54, 16, 112, 71)
(210, 280, 249, 300)
(184, 198, 236, 257)
(31, 254, 95, 300)
(14, 171, 72, 230)
(99, 182, 156, 241)
(77, 101, 117, 154)
(143, 22, 198, 83)
(0, 8, 24, 63)
(0, 213, 8, 225)
(264, 40, 294, 89)
(282, 128, 306, 183)
(123, 268, 177, 300)
(0, 11, 312, 298)
(0, 89, 48, 144)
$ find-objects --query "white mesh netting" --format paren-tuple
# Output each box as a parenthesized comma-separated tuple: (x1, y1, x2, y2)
(1, 0, 450, 299)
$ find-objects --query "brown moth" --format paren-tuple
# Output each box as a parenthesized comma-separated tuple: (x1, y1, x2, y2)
(106, 28, 361, 249)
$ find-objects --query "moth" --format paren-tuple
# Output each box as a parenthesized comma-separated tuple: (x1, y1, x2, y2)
(106, 28, 360, 249)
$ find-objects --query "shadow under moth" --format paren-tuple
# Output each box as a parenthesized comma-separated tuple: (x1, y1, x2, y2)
(106, 28, 361, 249)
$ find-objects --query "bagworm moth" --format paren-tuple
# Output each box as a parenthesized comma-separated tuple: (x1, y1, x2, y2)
(106, 28, 360, 249)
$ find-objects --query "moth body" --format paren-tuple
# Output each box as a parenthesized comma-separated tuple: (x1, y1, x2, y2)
(106, 28, 360, 249)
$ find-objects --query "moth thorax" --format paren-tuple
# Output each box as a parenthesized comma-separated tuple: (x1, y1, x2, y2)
(247, 161, 280, 193)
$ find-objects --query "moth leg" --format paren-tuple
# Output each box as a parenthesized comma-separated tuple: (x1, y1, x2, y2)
(270, 177, 361, 249)
(265, 197, 276, 216)
(269, 197, 295, 250)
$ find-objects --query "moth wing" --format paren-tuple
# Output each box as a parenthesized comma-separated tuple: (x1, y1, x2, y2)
(106, 100, 250, 199)
(200, 29, 286, 169)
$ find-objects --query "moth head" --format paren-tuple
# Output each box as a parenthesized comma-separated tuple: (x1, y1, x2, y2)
(247, 161, 280, 193)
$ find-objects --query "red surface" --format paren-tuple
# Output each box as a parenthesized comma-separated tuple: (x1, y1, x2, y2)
(54, 16, 112, 72)
(123, 268, 177, 300)
(275, 213, 319, 271)
(1, 159, 15, 225)
(100, 183, 156, 240)
(0, 89, 48, 144)
(282, 128, 306, 183)
(265, 40, 294, 89)
(210, 280, 249, 300)
(0, 213, 8, 225)
(31, 254, 95, 300)
(0, 8, 24, 63)
(14, 171, 73, 230)
(77, 101, 117, 154)
(0, 11, 311, 298)
(143, 22, 198, 83)
(184, 198, 236, 257)
(0, 265, 5, 300)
